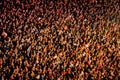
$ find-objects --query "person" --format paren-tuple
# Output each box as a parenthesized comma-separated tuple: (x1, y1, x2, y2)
(0, 0, 119, 79)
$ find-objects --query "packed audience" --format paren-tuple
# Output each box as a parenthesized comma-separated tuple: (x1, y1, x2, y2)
(0, 0, 120, 80)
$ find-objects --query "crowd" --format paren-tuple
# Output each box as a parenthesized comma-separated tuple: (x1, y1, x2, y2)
(0, 0, 120, 80)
